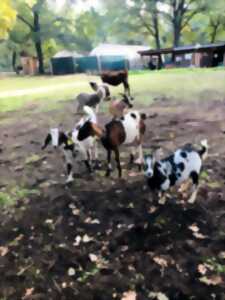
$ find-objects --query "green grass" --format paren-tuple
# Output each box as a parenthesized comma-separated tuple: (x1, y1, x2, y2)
(0, 68, 225, 114)
(0, 187, 40, 206)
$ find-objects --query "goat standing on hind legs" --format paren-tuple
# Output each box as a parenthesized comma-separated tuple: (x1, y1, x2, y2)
(77, 111, 147, 178)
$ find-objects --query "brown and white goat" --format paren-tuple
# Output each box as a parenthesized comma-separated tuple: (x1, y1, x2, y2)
(109, 94, 133, 119)
(77, 110, 146, 178)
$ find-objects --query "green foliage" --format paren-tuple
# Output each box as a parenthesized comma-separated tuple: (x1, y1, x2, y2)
(0, 186, 40, 206)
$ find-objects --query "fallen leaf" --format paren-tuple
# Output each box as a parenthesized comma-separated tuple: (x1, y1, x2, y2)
(198, 264, 207, 275)
(193, 232, 207, 239)
(68, 267, 76, 276)
(121, 291, 137, 300)
(153, 256, 168, 268)
(188, 223, 199, 232)
(82, 234, 92, 243)
(0, 246, 8, 257)
(22, 288, 34, 299)
(199, 275, 223, 286)
(89, 253, 98, 262)
(149, 292, 169, 300)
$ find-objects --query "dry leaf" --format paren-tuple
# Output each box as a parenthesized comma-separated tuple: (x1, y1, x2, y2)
(0, 246, 9, 257)
(153, 256, 168, 268)
(197, 264, 207, 275)
(149, 292, 169, 300)
(68, 267, 76, 276)
(121, 291, 137, 300)
(22, 288, 34, 299)
(188, 223, 199, 232)
(89, 254, 98, 262)
(73, 236, 81, 246)
(82, 234, 92, 243)
(193, 232, 207, 239)
(199, 275, 223, 286)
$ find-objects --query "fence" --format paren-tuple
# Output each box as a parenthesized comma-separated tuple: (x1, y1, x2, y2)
(51, 55, 128, 75)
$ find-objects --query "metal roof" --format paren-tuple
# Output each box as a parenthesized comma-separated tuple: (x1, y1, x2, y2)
(139, 42, 225, 56)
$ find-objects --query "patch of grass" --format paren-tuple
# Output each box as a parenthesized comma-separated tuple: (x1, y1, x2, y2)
(0, 187, 40, 206)
(0, 68, 225, 114)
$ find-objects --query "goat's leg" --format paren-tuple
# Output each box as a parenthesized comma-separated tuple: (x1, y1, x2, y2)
(124, 80, 131, 97)
(93, 138, 101, 170)
(188, 171, 199, 204)
(114, 148, 122, 178)
(105, 149, 112, 177)
(84, 150, 93, 173)
(64, 150, 74, 183)
(128, 146, 136, 169)
(135, 144, 144, 171)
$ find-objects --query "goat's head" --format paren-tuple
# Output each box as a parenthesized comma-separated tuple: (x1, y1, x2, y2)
(143, 154, 155, 178)
(89, 82, 111, 101)
(42, 128, 69, 149)
(120, 93, 133, 108)
(77, 120, 102, 141)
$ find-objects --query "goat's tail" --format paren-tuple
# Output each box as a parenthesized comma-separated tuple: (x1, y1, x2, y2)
(198, 139, 208, 160)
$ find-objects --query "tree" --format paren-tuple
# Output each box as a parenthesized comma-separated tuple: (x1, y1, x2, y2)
(11, 0, 75, 74)
(161, 0, 207, 47)
(0, 0, 17, 40)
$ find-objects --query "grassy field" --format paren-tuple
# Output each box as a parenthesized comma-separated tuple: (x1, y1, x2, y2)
(0, 68, 225, 113)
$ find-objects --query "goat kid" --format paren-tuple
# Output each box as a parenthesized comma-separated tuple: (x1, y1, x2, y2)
(143, 140, 208, 204)
(42, 107, 98, 183)
(109, 93, 133, 119)
(77, 110, 146, 178)
(76, 82, 110, 114)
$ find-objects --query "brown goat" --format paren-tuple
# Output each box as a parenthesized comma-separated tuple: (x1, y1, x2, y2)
(100, 70, 131, 96)
(77, 111, 146, 178)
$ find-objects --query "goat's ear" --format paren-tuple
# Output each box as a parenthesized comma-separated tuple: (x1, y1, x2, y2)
(89, 82, 98, 91)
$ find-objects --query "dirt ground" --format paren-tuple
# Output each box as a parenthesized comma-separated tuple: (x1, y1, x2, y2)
(0, 99, 225, 300)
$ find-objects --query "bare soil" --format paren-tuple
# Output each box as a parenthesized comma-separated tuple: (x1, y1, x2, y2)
(0, 99, 225, 300)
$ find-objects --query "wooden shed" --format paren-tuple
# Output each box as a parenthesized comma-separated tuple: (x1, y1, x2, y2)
(139, 42, 225, 69)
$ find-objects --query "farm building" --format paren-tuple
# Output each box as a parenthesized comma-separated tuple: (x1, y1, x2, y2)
(51, 50, 81, 75)
(139, 42, 225, 69)
(90, 43, 149, 70)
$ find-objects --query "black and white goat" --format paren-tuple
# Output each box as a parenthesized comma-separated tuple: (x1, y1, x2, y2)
(76, 82, 111, 113)
(143, 140, 208, 203)
(42, 106, 98, 183)
(77, 110, 146, 178)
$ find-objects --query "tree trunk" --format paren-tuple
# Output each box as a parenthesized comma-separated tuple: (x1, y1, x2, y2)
(210, 24, 219, 43)
(12, 51, 17, 73)
(33, 11, 44, 74)
(152, 7, 162, 68)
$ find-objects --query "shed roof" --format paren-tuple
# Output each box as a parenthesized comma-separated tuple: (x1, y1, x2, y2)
(90, 43, 149, 59)
(53, 50, 82, 58)
(139, 42, 225, 56)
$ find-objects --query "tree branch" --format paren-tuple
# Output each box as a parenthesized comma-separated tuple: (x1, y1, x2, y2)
(17, 15, 34, 30)
(138, 14, 155, 36)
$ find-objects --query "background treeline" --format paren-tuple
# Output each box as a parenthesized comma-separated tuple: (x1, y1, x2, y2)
(0, 0, 225, 73)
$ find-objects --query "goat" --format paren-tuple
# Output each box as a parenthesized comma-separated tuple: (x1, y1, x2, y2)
(109, 94, 133, 119)
(42, 107, 98, 183)
(143, 140, 208, 204)
(77, 110, 146, 178)
(76, 82, 111, 114)
(100, 70, 131, 97)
